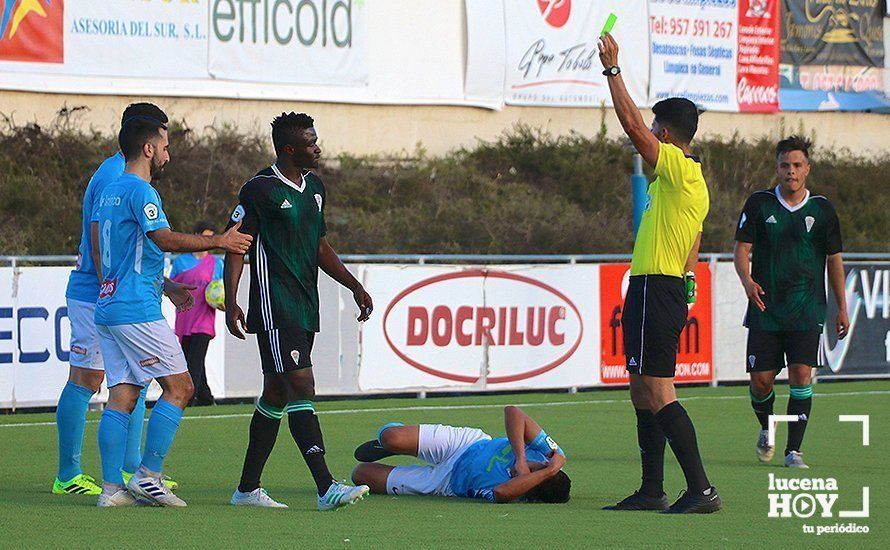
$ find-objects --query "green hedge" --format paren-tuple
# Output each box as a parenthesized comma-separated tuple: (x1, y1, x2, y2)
(1, 117, 887, 256)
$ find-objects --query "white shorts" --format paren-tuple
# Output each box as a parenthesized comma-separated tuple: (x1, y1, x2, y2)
(67, 298, 103, 370)
(385, 424, 491, 497)
(96, 320, 187, 388)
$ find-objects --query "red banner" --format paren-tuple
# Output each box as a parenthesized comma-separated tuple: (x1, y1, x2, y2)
(736, 0, 780, 112)
(599, 263, 713, 385)
(0, 0, 64, 64)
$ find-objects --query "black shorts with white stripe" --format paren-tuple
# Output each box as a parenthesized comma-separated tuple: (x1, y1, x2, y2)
(256, 326, 315, 374)
(622, 274, 688, 378)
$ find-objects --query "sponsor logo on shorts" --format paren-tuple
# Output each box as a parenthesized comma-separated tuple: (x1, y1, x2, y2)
(139, 357, 161, 368)
(70, 345, 89, 356)
(99, 278, 118, 299)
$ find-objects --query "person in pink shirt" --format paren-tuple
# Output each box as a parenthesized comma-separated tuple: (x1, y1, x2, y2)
(169, 222, 225, 406)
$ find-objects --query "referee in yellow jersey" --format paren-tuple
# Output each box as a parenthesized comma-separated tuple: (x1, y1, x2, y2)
(598, 33, 721, 514)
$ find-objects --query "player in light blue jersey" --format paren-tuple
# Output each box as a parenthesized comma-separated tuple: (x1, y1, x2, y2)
(94, 115, 252, 507)
(54, 103, 194, 496)
(352, 406, 570, 504)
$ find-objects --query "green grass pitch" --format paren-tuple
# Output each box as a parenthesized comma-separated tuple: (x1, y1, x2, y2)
(0, 381, 886, 548)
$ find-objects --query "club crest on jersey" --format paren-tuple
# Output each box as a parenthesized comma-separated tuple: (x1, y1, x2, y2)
(314, 193, 323, 212)
(99, 278, 118, 299)
(143, 203, 159, 221)
(231, 204, 245, 222)
(805, 216, 815, 233)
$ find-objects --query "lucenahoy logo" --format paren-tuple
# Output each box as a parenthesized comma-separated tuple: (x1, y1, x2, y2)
(382, 270, 584, 384)
(537, 0, 571, 28)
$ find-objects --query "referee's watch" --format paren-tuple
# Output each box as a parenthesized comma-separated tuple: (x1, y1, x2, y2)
(602, 65, 621, 77)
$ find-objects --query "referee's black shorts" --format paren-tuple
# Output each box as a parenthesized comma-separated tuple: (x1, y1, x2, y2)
(256, 326, 315, 374)
(622, 274, 688, 378)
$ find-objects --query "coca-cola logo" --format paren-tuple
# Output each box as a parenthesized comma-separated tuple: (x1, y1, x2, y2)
(99, 278, 117, 299)
(537, 0, 571, 28)
(382, 270, 583, 383)
(737, 77, 778, 105)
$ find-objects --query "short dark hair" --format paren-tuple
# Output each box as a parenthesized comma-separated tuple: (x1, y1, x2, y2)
(652, 97, 699, 144)
(121, 102, 168, 127)
(118, 116, 167, 161)
(526, 470, 571, 503)
(271, 112, 314, 154)
(192, 220, 217, 234)
(776, 135, 812, 159)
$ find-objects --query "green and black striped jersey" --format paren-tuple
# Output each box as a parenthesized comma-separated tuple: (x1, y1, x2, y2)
(735, 187, 842, 332)
(227, 165, 327, 333)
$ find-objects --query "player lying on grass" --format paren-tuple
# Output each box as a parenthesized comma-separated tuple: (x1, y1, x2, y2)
(351, 406, 570, 503)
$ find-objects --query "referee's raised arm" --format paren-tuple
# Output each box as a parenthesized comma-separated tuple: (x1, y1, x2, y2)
(597, 33, 720, 515)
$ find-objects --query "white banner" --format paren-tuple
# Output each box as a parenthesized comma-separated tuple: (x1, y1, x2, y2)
(648, 0, 739, 111)
(0, 0, 208, 79)
(208, 0, 368, 86)
(0, 265, 226, 409)
(0, 0, 500, 108)
(358, 265, 601, 391)
(501, 0, 650, 107)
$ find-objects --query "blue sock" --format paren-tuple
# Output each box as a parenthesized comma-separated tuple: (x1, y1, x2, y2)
(141, 399, 183, 473)
(56, 381, 95, 482)
(123, 387, 148, 474)
(97, 409, 131, 485)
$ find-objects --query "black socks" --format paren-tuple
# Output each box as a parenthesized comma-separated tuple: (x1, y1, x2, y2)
(238, 402, 283, 493)
(655, 401, 711, 494)
(635, 408, 666, 497)
(287, 403, 334, 496)
(750, 388, 775, 431)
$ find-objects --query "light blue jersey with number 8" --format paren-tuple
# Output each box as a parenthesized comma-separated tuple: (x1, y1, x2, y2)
(94, 173, 171, 326)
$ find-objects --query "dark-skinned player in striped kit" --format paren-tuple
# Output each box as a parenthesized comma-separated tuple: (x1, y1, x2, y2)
(224, 112, 374, 510)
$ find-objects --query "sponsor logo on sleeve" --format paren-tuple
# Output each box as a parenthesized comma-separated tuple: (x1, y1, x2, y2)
(143, 203, 159, 221)
(231, 204, 245, 222)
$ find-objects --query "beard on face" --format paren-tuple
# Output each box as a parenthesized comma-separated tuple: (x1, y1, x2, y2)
(150, 157, 168, 179)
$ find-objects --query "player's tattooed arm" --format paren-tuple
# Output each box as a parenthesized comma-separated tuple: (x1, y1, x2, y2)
(597, 32, 659, 167)
(733, 241, 766, 312)
(827, 253, 850, 339)
(148, 222, 252, 254)
(492, 453, 566, 503)
(90, 221, 102, 281)
(224, 252, 248, 339)
(504, 406, 543, 476)
(163, 278, 196, 313)
(318, 237, 373, 322)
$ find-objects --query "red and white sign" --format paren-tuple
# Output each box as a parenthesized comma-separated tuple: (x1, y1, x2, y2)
(736, 0, 779, 112)
(502, 0, 649, 107)
(599, 263, 713, 385)
(359, 265, 600, 391)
